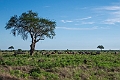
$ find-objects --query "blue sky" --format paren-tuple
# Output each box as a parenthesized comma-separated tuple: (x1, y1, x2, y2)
(1, 0, 120, 50)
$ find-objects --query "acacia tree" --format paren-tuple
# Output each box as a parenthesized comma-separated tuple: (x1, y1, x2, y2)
(5, 10, 56, 55)
(97, 45, 104, 51)
(8, 46, 14, 50)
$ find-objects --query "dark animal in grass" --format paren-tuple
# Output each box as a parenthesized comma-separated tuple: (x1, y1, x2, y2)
(81, 51, 85, 54)
(38, 59, 45, 62)
(96, 51, 100, 54)
(72, 51, 77, 54)
(78, 51, 85, 54)
(78, 51, 81, 54)
(51, 51, 56, 54)
(83, 59, 87, 64)
(66, 51, 70, 54)
(58, 51, 62, 54)
(114, 52, 118, 54)
(42, 52, 47, 55)
(13, 52, 25, 56)
(90, 52, 93, 55)
(69, 51, 75, 54)
(42, 52, 50, 57)
(85, 52, 91, 54)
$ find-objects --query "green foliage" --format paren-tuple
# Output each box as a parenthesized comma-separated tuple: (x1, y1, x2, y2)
(10, 70, 29, 79)
(5, 10, 56, 40)
(5, 10, 56, 55)
(0, 51, 120, 80)
(29, 68, 58, 80)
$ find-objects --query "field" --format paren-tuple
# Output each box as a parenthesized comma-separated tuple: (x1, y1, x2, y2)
(0, 50, 120, 80)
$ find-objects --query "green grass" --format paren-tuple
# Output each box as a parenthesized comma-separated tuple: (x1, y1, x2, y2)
(0, 51, 120, 80)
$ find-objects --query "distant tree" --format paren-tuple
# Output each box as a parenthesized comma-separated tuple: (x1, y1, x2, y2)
(8, 46, 14, 50)
(97, 45, 104, 51)
(5, 10, 56, 55)
(17, 49, 22, 52)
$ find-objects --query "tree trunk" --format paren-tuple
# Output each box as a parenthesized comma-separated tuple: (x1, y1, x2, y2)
(30, 42, 36, 56)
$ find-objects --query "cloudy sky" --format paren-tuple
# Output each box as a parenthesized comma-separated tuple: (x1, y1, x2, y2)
(1, 0, 120, 50)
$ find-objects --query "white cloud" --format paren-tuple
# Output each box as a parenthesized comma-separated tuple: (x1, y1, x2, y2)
(56, 26, 98, 30)
(100, 26, 110, 29)
(94, 5, 120, 25)
(76, 16, 92, 21)
(66, 20, 73, 23)
(100, 6, 120, 10)
(61, 16, 92, 24)
(56, 26, 110, 30)
(103, 18, 120, 24)
(61, 20, 65, 23)
(61, 20, 73, 23)
(81, 16, 92, 20)
(111, 11, 120, 17)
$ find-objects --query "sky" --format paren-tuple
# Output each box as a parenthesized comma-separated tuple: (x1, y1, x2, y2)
(1, 0, 120, 50)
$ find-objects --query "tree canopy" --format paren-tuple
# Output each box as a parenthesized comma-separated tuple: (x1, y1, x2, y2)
(8, 46, 14, 50)
(5, 10, 56, 55)
(97, 45, 104, 51)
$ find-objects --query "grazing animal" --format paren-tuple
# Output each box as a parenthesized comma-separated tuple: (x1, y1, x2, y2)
(42, 52, 46, 55)
(78, 51, 85, 54)
(85, 52, 91, 54)
(96, 51, 100, 54)
(38, 59, 45, 62)
(42, 52, 50, 57)
(78, 51, 81, 54)
(114, 52, 118, 54)
(58, 51, 62, 54)
(13, 52, 25, 56)
(51, 51, 56, 54)
(42, 52, 49, 55)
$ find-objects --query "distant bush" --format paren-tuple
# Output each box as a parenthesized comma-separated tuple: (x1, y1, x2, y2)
(18, 49, 22, 52)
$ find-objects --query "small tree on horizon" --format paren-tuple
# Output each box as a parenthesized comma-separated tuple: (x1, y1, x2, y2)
(8, 46, 14, 50)
(5, 10, 56, 55)
(17, 49, 22, 52)
(97, 45, 104, 51)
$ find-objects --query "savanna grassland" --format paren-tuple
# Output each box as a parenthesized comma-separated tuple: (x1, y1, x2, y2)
(0, 50, 120, 80)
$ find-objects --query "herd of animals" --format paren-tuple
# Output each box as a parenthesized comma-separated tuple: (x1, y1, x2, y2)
(41, 50, 119, 55)
(13, 50, 119, 56)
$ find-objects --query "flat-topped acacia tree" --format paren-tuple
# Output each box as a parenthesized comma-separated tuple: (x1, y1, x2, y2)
(5, 10, 56, 55)
(97, 45, 104, 51)
(8, 46, 14, 50)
